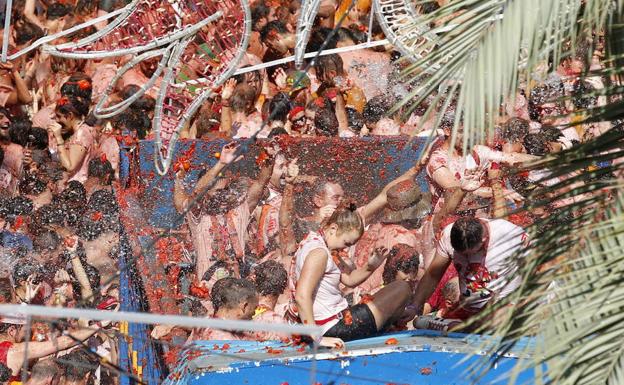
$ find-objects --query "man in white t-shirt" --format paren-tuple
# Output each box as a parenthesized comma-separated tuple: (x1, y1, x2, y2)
(406, 217, 528, 321)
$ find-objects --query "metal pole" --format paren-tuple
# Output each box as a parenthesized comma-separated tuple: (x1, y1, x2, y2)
(2, 0, 12, 62)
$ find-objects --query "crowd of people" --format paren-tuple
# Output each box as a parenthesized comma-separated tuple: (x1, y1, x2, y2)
(0, 0, 617, 382)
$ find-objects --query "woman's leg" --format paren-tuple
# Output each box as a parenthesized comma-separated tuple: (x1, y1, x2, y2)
(366, 280, 411, 330)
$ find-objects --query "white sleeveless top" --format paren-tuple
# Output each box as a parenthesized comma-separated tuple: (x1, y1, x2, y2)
(293, 231, 348, 333)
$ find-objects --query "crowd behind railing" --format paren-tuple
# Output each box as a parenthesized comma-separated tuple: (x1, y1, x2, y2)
(0, 0, 617, 382)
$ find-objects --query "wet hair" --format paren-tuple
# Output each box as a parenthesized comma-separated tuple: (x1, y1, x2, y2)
(29, 359, 60, 381)
(28, 127, 49, 150)
(347, 26, 367, 44)
(114, 108, 150, 139)
(210, 277, 257, 311)
(314, 108, 339, 136)
(450, 217, 484, 252)
(253, 261, 287, 296)
(306, 28, 338, 54)
(268, 127, 288, 138)
(528, 82, 565, 120)
(57, 349, 97, 381)
(251, 4, 270, 31)
(30, 204, 66, 233)
(12, 262, 40, 285)
(14, 18, 44, 45)
(88, 157, 115, 185)
(572, 79, 597, 110)
(523, 133, 550, 156)
(6, 196, 34, 219)
(56, 95, 90, 119)
(76, 215, 105, 241)
(0, 107, 12, 123)
(46, 3, 72, 19)
(33, 230, 62, 253)
(268, 93, 291, 123)
(61, 181, 88, 204)
(18, 173, 47, 196)
(323, 201, 364, 236)
(260, 20, 288, 41)
(314, 54, 345, 81)
(382, 244, 420, 285)
(60, 74, 93, 102)
(501, 118, 530, 142)
(539, 125, 563, 142)
(89, 189, 119, 216)
(363, 95, 392, 125)
(75, 0, 98, 15)
(336, 28, 355, 43)
(230, 84, 257, 113)
(8, 119, 31, 146)
(346, 107, 364, 133)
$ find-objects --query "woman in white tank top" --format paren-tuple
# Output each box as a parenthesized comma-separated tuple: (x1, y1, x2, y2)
(292, 204, 412, 349)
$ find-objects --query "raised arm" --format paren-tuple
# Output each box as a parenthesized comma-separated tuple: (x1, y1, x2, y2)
(246, 148, 276, 211)
(360, 140, 435, 223)
(488, 167, 507, 218)
(279, 159, 300, 256)
(220, 79, 237, 137)
(340, 247, 390, 288)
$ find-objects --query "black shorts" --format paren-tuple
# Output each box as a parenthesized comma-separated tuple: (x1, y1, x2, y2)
(324, 304, 378, 341)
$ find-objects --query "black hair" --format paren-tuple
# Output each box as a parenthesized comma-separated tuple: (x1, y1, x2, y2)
(14, 18, 44, 45)
(501, 117, 530, 142)
(572, 79, 597, 110)
(12, 261, 40, 285)
(268, 127, 289, 138)
(28, 127, 49, 150)
(18, 173, 47, 196)
(260, 20, 288, 41)
(346, 107, 364, 133)
(253, 260, 287, 296)
(6, 195, 34, 218)
(314, 108, 339, 136)
(251, 4, 270, 31)
(8, 119, 31, 146)
(528, 82, 565, 120)
(210, 277, 257, 311)
(88, 157, 115, 185)
(306, 28, 338, 54)
(450, 217, 484, 252)
(268, 93, 291, 123)
(363, 95, 392, 125)
(56, 96, 90, 119)
(539, 125, 563, 141)
(523, 133, 550, 156)
(46, 3, 72, 19)
(76, 215, 105, 241)
(57, 349, 97, 381)
(88, 189, 119, 216)
(60, 74, 93, 101)
(61, 181, 88, 204)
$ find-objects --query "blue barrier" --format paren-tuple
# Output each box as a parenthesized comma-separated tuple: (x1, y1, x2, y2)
(167, 331, 542, 385)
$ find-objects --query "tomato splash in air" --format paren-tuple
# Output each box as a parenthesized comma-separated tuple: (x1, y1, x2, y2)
(420, 367, 432, 375)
